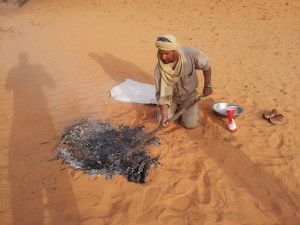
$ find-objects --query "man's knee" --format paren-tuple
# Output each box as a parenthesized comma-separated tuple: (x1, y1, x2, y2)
(181, 120, 199, 129)
(181, 105, 199, 129)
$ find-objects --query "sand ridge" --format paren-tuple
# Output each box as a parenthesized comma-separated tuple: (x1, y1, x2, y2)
(0, 0, 300, 224)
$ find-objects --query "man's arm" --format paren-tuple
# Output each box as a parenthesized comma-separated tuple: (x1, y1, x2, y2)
(202, 67, 213, 97)
(191, 48, 212, 96)
(155, 66, 171, 128)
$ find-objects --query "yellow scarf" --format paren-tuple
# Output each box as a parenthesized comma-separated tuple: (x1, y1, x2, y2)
(158, 51, 183, 104)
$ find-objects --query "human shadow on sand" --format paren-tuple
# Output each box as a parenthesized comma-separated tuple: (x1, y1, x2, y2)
(89, 52, 156, 124)
(6, 52, 82, 225)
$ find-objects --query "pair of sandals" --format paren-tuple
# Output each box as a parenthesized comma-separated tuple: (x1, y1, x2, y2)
(263, 109, 286, 125)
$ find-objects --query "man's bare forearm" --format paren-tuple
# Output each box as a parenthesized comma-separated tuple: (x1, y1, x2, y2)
(203, 67, 212, 85)
(160, 104, 169, 119)
(202, 67, 213, 96)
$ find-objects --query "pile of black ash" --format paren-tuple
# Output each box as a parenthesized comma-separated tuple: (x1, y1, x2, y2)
(58, 119, 159, 183)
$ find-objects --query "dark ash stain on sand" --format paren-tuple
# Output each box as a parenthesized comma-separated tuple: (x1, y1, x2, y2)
(58, 119, 159, 183)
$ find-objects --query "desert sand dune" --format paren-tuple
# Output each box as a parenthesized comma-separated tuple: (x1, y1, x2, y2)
(0, 0, 300, 224)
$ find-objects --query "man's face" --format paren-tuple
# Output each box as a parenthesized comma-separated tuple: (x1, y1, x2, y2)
(158, 50, 177, 64)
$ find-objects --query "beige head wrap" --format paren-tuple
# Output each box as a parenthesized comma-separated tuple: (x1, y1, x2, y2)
(155, 34, 180, 51)
(155, 35, 183, 105)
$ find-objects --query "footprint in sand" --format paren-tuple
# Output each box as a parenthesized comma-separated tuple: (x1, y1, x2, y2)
(276, 136, 285, 149)
(266, 131, 286, 150)
(171, 178, 197, 194)
(141, 185, 161, 212)
(201, 170, 212, 205)
(137, 204, 164, 224)
(165, 193, 192, 211)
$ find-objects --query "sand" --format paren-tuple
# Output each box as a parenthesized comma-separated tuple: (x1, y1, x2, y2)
(0, 0, 300, 224)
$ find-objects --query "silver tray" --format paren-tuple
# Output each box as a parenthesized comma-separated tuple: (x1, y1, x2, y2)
(212, 102, 244, 117)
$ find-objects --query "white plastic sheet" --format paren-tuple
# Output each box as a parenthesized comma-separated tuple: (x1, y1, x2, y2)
(110, 79, 157, 104)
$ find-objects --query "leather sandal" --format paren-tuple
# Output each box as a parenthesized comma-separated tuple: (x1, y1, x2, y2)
(263, 109, 278, 120)
(269, 114, 287, 125)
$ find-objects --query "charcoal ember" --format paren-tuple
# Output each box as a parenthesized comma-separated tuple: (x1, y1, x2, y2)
(58, 119, 158, 183)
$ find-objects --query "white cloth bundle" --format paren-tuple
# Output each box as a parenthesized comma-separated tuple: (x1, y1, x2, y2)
(110, 79, 157, 104)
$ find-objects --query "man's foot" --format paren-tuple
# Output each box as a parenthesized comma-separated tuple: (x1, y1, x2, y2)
(263, 109, 278, 119)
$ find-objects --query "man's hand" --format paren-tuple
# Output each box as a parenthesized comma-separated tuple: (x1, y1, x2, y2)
(202, 86, 213, 97)
(161, 116, 170, 129)
(159, 104, 170, 129)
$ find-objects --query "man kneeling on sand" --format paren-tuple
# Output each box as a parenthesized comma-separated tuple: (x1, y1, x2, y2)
(154, 34, 213, 129)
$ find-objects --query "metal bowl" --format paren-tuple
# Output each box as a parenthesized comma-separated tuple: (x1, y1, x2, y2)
(212, 102, 244, 118)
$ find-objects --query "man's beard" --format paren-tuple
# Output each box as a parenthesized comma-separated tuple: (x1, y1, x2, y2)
(162, 59, 170, 64)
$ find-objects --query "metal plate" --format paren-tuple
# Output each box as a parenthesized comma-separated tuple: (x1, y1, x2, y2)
(212, 102, 244, 117)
